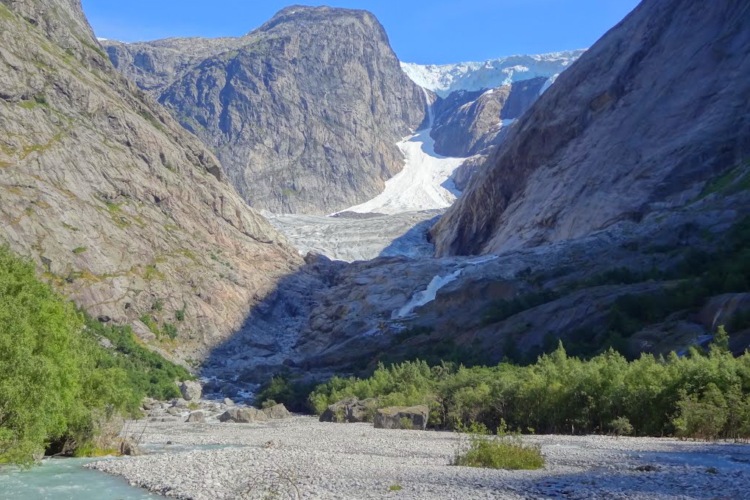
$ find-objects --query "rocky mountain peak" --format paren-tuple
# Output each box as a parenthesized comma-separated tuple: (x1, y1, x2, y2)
(108, 6, 429, 214)
(262, 5, 380, 30)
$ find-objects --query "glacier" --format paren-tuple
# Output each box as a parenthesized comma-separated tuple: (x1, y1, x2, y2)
(401, 50, 586, 97)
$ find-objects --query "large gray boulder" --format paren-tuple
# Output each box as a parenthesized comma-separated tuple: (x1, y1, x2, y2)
(373, 406, 429, 431)
(320, 398, 379, 423)
(262, 404, 291, 420)
(186, 411, 205, 423)
(218, 407, 269, 423)
(179, 381, 202, 401)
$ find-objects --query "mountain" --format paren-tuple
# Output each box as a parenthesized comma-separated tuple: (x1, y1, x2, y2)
(0, 0, 302, 362)
(212, 0, 750, 382)
(431, 0, 750, 257)
(104, 6, 429, 215)
(430, 77, 548, 157)
(401, 50, 584, 98)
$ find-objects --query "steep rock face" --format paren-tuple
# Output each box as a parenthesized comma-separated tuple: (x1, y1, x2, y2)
(0, 0, 302, 362)
(107, 6, 428, 214)
(103, 37, 250, 94)
(431, 77, 547, 157)
(432, 0, 750, 257)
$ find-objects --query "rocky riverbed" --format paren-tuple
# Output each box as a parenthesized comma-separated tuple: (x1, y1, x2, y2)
(89, 416, 750, 499)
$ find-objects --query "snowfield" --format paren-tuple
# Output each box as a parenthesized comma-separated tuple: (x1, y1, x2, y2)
(401, 50, 585, 97)
(343, 127, 466, 215)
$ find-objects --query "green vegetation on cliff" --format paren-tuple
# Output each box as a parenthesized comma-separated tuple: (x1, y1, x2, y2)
(0, 246, 190, 464)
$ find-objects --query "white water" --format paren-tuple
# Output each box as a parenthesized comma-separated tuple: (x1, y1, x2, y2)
(393, 269, 463, 319)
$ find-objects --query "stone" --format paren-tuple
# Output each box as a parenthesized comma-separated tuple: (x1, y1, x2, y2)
(320, 398, 379, 423)
(187, 411, 205, 423)
(373, 405, 429, 430)
(141, 398, 159, 411)
(179, 381, 202, 402)
(166, 407, 184, 417)
(218, 407, 269, 423)
(262, 404, 291, 420)
(223, 398, 235, 406)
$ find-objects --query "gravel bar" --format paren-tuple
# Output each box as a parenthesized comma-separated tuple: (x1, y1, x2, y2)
(89, 416, 750, 499)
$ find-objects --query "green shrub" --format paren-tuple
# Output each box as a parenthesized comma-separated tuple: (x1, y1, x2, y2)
(162, 322, 178, 339)
(453, 421, 544, 470)
(609, 416, 634, 436)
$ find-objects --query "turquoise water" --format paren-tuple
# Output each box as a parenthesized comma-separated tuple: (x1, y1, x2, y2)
(0, 457, 157, 500)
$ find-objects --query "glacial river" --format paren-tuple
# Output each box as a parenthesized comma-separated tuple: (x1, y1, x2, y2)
(0, 456, 156, 499)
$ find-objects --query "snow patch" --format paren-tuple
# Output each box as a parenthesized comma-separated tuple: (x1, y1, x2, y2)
(393, 270, 463, 319)
(341, 89, 467, 215)
(402, 50, 585, 97)
(539, 74, 560, 95)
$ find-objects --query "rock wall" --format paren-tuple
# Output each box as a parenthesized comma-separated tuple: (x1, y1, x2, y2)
(0, 0, 302, 362)
(106, 6, 428, 214)
(431, 0, 750, 256)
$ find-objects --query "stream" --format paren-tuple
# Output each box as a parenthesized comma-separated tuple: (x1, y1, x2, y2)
(0, 456, 157, 500)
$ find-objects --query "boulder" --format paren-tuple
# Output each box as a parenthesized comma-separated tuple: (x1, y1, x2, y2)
(223, 398, 235, 406)
(218, 407, 269, 423)
(186, 411, 205, 423)
(179, 381, 202, 401)
(262, 404, 291, 420)
(373, 405, 429, 430)
(172, 398, 189, 408)
(141, 398, 159, 411)
(166, 407, 184, 417)
(319, 398, 378, 423)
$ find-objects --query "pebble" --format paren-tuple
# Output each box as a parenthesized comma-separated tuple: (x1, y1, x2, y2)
(88, 417, 750, 499)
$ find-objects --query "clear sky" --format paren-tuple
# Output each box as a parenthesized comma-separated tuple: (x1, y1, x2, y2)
(81, 0, 641, 65)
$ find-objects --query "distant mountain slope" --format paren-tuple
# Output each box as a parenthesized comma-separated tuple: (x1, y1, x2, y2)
(104, 6, 428, 215)
(0, 0, 302, 362)
(401, 50, 584, 97)
(431, 0, 750, 256)
(431, 77, 548, 157)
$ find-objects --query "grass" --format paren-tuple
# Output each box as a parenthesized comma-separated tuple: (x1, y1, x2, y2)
(72, 246, 87, 254)
(389, 484, 403, 492)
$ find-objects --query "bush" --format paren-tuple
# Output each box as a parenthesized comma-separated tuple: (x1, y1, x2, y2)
(309, 338, 750, 439)
(453, 421, 544, 470)
(609, 417, 634, 436)
(0, 246, 193, 463)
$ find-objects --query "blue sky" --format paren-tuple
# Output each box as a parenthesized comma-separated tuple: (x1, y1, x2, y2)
(82, 0, 641, 64)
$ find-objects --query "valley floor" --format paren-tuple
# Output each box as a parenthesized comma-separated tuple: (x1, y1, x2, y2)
(90, 417, 750, 499)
